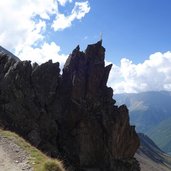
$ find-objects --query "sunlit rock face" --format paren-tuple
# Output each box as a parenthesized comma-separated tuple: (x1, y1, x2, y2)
(0, 41, 140, 171)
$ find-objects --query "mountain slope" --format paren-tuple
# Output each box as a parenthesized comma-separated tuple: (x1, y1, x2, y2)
(136, 133, 171, 171)
(114, 91, 171, 153)
(114, 91, 171, 132)
(147, 117, 171, 153)
(0, 134, 32, 171)
(0, 46, 20, 61)
(0, 129, 65, 171)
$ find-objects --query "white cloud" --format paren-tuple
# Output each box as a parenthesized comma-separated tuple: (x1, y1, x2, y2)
(0, 0, 58, 52)
(52, 1, 90, 31)
(72, 1, 90, 19)
(18, 42, 68, 68)
(52, 14, 73, 31)
(107, 51, 171, 94)
(0, 0, 90, 67)
(57, 0, 72, 6)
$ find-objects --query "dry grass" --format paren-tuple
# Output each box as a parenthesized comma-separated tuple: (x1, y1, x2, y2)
(0, 129, 65, 171)
(41, 160, 65, 171)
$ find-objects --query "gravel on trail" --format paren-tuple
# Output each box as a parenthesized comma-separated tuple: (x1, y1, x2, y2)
(0, 136, 33, 171)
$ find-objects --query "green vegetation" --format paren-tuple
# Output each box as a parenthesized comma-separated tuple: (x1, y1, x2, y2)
(147, 117, 171, 153)
(115, 91, 171, 153)
(0, 129, 65, 171)
(41, 160, 65, 171)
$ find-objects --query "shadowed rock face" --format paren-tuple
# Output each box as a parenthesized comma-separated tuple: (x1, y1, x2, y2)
(0, 41, 140, 171)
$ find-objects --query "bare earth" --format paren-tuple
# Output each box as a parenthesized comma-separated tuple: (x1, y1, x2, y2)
(0, 136, 33, 171)
(135, 152, 171, 171)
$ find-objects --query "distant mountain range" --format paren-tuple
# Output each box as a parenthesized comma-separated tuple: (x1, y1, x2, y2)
(114, 91, 171, 153)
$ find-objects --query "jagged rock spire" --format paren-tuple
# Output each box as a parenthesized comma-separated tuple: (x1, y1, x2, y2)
(0, 42, 140, 171)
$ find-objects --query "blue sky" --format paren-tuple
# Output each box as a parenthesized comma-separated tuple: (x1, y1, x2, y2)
(53, 0, 171, 64)
(1, 0, 171, 93)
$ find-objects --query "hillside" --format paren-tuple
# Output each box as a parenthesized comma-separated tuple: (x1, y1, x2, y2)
(0, 135, 32, 171)
(114, 91, 171, 153)
(1, 129, 170, 171)
(147, 117, 171, 153)
(136, 133, 171, 171)
(0, 129, 65, 171)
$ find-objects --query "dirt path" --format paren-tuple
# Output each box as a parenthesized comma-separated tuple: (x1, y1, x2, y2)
(0, 136, 33, 171)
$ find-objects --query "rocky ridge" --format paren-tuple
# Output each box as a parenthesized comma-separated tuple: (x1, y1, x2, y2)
(0, 41, 140, 171)
(0, 46, 20, 61)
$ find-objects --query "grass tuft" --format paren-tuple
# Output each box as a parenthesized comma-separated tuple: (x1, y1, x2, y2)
(41, 160, 65, 171)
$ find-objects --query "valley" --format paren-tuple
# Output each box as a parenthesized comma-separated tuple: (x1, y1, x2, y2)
(115, 91, 171, 154)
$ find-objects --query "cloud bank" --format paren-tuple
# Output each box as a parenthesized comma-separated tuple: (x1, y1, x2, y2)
(0, 0, 90, 66)
(107, 51, 171, 93)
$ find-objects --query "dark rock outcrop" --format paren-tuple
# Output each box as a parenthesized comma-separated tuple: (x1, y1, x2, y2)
(0, 41, 140, 171)
(0, 46, 20, 61)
